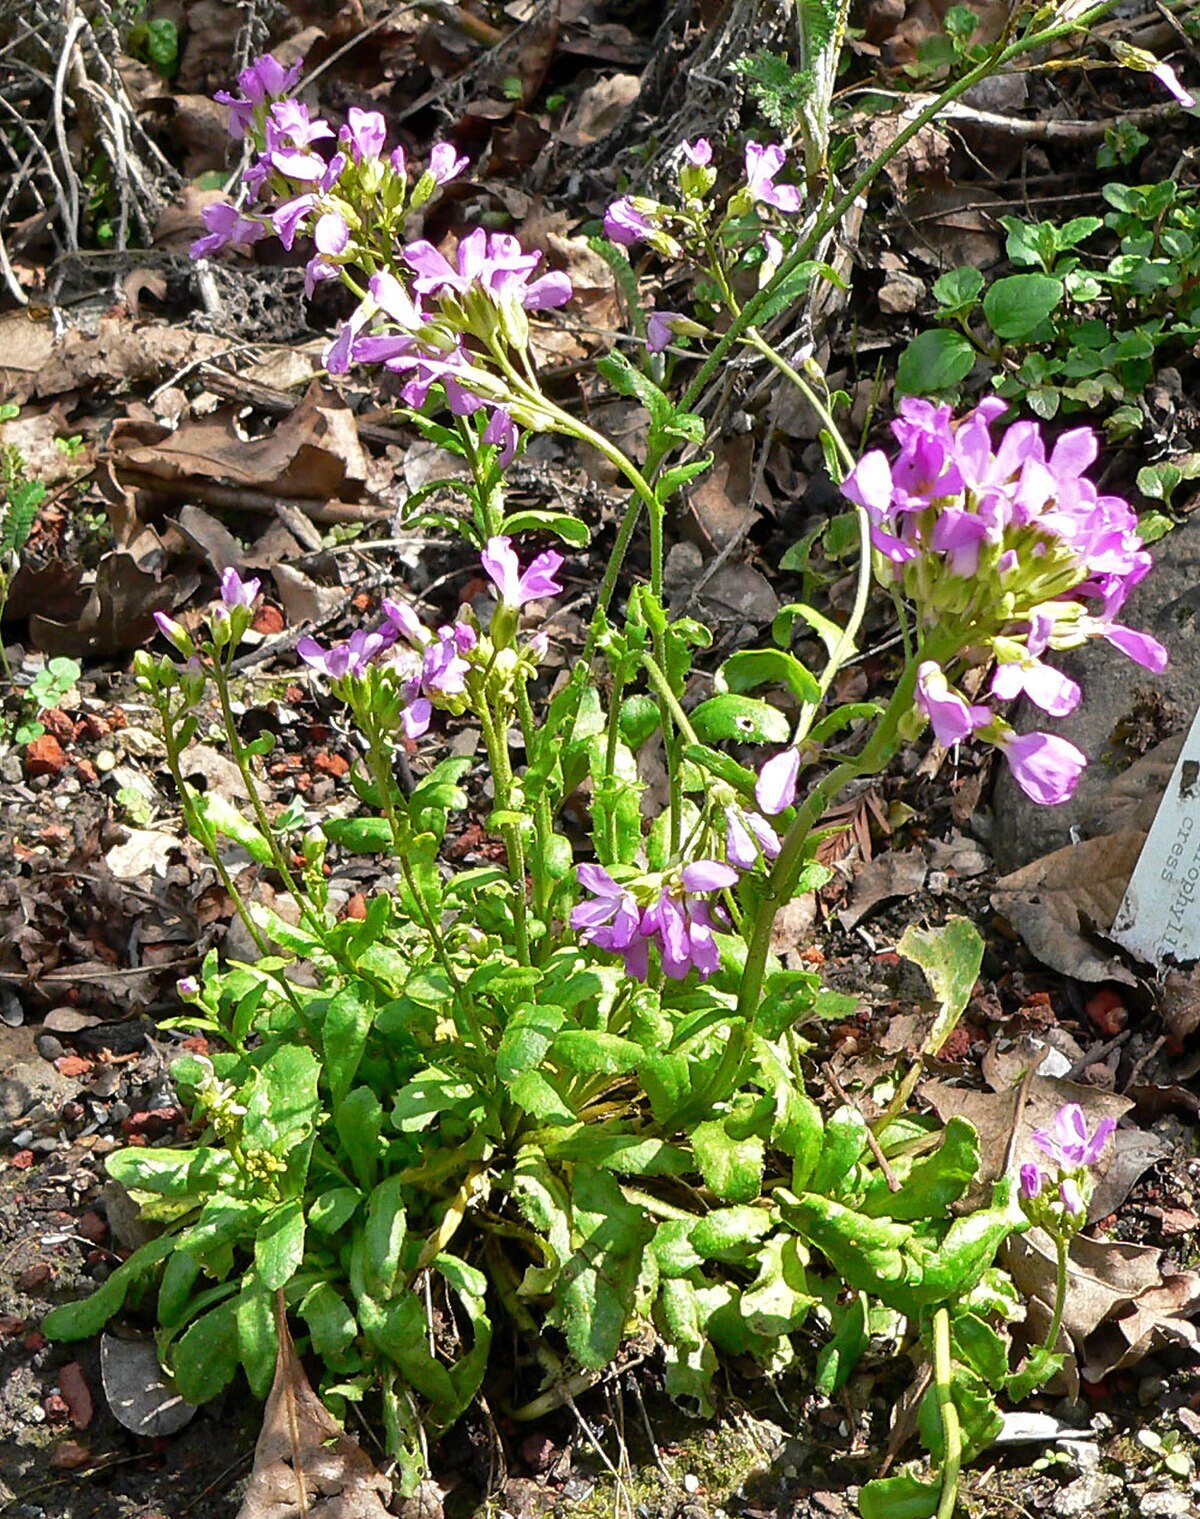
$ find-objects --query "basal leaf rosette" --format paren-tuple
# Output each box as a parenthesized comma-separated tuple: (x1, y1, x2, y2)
(842, 399, 1168, 805)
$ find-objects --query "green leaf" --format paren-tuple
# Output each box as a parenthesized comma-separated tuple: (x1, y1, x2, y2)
(862, 1116, 979, 1220)
(680, 743, 758, 801)
(308, 1186, 362, 1236)
(191, 790, 274, 866)
(300, 1281, 357, 1359)
(690, 1205, 774, 1261)
(895, 330, 975, 396)
(145, 17, 179, 75)
(740, 1234, 815, 1335)
(324, 984, 377, 1109)
(237, 1271, 278, 1397)
(655, 1277, 718, 1415)
(243, 1045, 321, 1189)
(508, 1069, 576, 1125)
(858, 1471, 940, 1519)
(498, 1004, 565, 1080)
(255, 1199, 306, 1290)
(909, 1175, 1026, 1306)
(43, 1236, 176, 1340)
(107, 1146, 235, 1198)
(692, 1119, 764, 1203)
(897, 916, 984, 1056)
(323, 817, 392, 853)
(336, 1086, 382, 1190)
(551, 1166, 654, 1370)
(780, 1191, 914, 1301)
(717, 648, 820, 705)
(808, 1104, 869, 1195)
(815, 1291, 868, 1395)
(551, 1029, 643, 1075)
(171, 1296, 241, 1405)
(655, 455, 713, 504)
(932, 266, 984, 312)
(500, 510, 590, 546)
(772, 601, 851, 660)
(363, 1174, 407, 1300)
(982, 273, 1063, 340)
(157, 1250, 202, 1329)
(690, 694, 790, 745)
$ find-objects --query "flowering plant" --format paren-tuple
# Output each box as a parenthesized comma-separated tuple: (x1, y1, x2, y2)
(44, 8, 1165, 1515)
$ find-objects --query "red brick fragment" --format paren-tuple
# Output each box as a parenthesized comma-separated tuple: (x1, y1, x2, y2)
(24, 734, 67, 777)
(10, 1149, 34, 1170)
(313, 751, 350, 778)
(19, 1262, 52, 1291)
(58, 1361, 94, 1428)
(54, 1054, 92, 1078)
(1085, 986, 1127, 1037)
(341, 893, 368, 921)
(77, 1212, 107, 1244)
(40, 708, 75, 742)
(120, 1106, 182, 1139)
(252, 603, 286, 635)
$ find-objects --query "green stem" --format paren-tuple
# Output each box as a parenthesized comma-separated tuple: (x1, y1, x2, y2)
(212, 658, 326, 940)
(1044, 1232, 1069, 1357)
(641, 653, 699, 746)
(476, 693, 531, 966)
(933, 1305, 963, 1519)
(515, 674, 555, 931)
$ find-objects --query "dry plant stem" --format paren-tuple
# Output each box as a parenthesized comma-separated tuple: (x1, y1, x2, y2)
(50, 7, 86, 250)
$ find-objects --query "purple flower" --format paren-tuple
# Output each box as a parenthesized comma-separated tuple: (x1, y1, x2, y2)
(481, 537, 563, 609)
(604, 197, 655, 246)
(996, 730, 1087, 807)
(1019, 1163, 1044, 1201)
(1060, 1177, 1085, 1216)
(1033, 1103, 1117, 1168)
(725, 805, 780, 870)
(483, 407, 518, 467)
(221, 567, 261, 608)
(177, 976, 201, 1000)
(340, 107, 387, 162)
(916, 663, 991, 747)
(647, 310, 684, 354)
(297, 627, 388, 680)
(990, 658, 1081, 718)
(572, 865, 649, 979)
(314, 210, 350, 255)
(756, 749, 799, 815)
(428, 143, 469, 184)
(1099, 623, 1168, 672)
(190, 202, 267, 259)
(641, 861, 738, 981)
(1151, 60, 1196, 109)
(214, 54, 304, 138)
(681, 138, 712, 165)
(404, 229, 571, 312)
(743, 142, 802, 213)
(272, 193, 317, 250)
(154, 611, 192, 655)
(262, 99, 335, 182)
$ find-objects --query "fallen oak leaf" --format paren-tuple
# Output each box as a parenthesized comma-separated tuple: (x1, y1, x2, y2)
(991, 829, 1145, 985)
(236, 1293, 391, 1519)
(1081, 1270, 1200, 1379)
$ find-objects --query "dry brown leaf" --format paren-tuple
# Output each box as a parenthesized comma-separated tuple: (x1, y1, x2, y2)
(1080, 732, 1185, 838)
(0, 313, 229, 408)
(272, 564, 345, 626)
(237, 1298, 391, 1519)
(114, 381, 370, 502)
(687, 436, 767, 551)
(1082, 1270, 1200, 1379)
(558, 73, 641, 146)
(840, 848, 927, 930)
(991, 829, 1145, 984)
(30, 552, 189, 659)
(1004, 1228, 1164, 1351)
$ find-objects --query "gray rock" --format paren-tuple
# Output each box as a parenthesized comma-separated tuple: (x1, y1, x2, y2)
(993, 515, 1200, 872)
(1052, 1469, 1124, 1516)
(1138, 1492, 1193, 1517)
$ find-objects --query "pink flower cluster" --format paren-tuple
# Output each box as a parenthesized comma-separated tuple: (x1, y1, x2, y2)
(191, 56, 572, 454)
(295, 539, 559, 738)
(842, 399, 1167, 805)
(573, 746, 801, 982)
(1020, 1102, 1115, 1221)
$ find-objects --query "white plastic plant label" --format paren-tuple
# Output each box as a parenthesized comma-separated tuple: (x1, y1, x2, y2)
(1111, 704, 1200, 967)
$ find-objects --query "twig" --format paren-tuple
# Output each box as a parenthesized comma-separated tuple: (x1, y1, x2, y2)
(938, 97, 1185, 140)
(115, 469, 391, 526)
(827, 1063, 902, 1191)
(50, 6, 87, 252)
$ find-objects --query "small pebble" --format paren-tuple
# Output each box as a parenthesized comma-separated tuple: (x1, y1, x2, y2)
(36, 1034, 65, 1061)
(683, 1474, 701, 1494)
